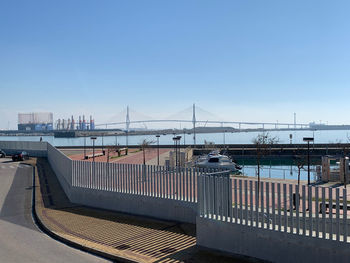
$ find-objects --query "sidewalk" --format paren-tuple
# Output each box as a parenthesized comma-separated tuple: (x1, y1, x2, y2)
(32, 158, 252, 263)
(67, 148, 171, 165)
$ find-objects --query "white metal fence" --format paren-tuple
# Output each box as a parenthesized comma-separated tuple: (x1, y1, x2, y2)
(199, 172, 350, 242)
(72, 160, 224, 203)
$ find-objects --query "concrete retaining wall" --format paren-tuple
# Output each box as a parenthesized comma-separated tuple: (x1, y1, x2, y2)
(197, 216, 350, 263)
(70, 187, 197, 224)
(47, 144, 72, 199)
(0, 141, 48, 157)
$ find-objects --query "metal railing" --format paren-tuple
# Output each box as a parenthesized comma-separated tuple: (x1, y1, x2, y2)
(199, 172, 350, 242)
(72, 160, 203, 202)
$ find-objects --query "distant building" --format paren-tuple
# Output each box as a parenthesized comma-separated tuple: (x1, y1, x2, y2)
(18, 112, 53, 131)
(55, 115, 95, 130)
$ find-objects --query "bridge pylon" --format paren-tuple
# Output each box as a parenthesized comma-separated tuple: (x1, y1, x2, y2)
(192, 103, 196, 146)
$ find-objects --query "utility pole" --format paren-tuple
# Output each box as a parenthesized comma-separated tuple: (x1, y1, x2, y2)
(303, 137, 314, 185)
(156, 135, 160, 166)
(192, 103, 196, 147)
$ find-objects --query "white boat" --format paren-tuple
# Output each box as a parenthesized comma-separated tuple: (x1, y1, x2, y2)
(196, 153, 241, 172)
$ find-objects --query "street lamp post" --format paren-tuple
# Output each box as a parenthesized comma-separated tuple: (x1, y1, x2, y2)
(83, 133, 86, 160)
(173, 136, 181, 167)
(183, 129, 187, 146)
(156, 135, 160, 166)
(102, 134, 104, 154)
(303, 137, 314, 185)
(91, 137, 97, 162)
(126, 131, 129, 148)
(91, 136, 97, 178)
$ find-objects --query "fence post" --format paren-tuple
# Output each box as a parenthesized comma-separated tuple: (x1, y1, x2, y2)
(283, 184, 287, 232)
(329, 188, 333, 240)
(315, 187, 319, 238)
(249, 180, 253, 226)
(295, 184, 300, 235)
(336, 188, 340, 241)
(235, 179, 238, 223)
(322, 187, 326, 239)
(277, 183, 281, 231)
(343, 188, 347, 242)
(302, 185, 306, 236)
(272, 182, 275, 230)
(228, 177, 233, 222)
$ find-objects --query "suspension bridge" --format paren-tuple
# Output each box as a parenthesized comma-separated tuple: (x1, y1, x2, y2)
(94, 104, 316, 144)
(96, 104, 309, 131)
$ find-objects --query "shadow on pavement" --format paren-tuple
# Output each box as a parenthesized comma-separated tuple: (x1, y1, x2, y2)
(36, 158, 256, 263)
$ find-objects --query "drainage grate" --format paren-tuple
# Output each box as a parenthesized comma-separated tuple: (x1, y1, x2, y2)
(115, 244, 131, 250)
(159, 247, 177, 254)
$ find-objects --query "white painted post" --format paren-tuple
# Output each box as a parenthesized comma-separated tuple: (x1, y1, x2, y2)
(266, 182, 270, 229)
(336, 188, 340, 241)
(185, 168, 188, 202)
(302, 185, 306, 236)
(131, 164, 134, 194)
(295, 184, 300, 235)
(315, 187, 319, 238)
(151, 165, 154, 197)
(244, 180, 248, 225)
(289, 184, 293, 233)
(329, 188, 333, 240)
(234, 179, 238, 223)
(322, 187, 326, 239)
(343, 188, 347, 242)
(132, 164, 135, 194)
(165, 166, 169, 198)
(148, 164, 151, 196)
(261, 182, 264, 229)
(206, 175, 211, 218)
(255, 181, 259, 227)
(283, 184, 287, 232)
(156, 165, 160, 197)
(249, 180, 253, 226)
(199, 174, 203, 217)
(179, 167, 182, 200)
(277, 183, 281, 231)
(193, 168, 197, 203)
(210, 176, 215, 219)
(272, 183, 275, 230)
(219, 176, 224, 220)
(174, 166, 177, 200)
(125, 163, 128, 193)
(229, 178, 233, 222)
(239, 180, 243, 223)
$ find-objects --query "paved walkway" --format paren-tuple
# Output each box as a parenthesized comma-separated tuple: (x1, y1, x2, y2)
(33, 158, 252, 263)
(68, 148, 171, 165)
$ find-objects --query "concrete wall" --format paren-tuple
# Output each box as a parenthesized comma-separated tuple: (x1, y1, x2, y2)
(197, 216, 350, 263)
(47, 144, 72, 199)
(0, 141, 48, 157)
(70, 187, 197, 223)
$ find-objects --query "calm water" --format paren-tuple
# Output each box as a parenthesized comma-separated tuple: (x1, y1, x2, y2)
(242, 165, 318, 182)
(0, 129, 349, 147)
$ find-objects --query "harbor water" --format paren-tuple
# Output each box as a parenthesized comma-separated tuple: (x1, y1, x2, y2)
(0, 129, 350, 147)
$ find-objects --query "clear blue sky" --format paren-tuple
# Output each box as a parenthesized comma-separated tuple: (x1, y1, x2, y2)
(1, 0, 349, 129)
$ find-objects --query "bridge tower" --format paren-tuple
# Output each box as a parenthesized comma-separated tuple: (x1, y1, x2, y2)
(126, 106, 130, 131)
(192, 103, 196, 146)
(126, 106, 130, 146)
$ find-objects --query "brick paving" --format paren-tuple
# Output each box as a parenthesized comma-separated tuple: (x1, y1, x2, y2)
(33, 158, 252, 263)
(68, 148, 171, 165)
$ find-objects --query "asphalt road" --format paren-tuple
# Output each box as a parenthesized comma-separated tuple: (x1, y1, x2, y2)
(0, 158, 110, 263)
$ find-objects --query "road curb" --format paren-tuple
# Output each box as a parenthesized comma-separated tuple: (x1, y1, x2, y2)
(30, 163, 138, 263)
